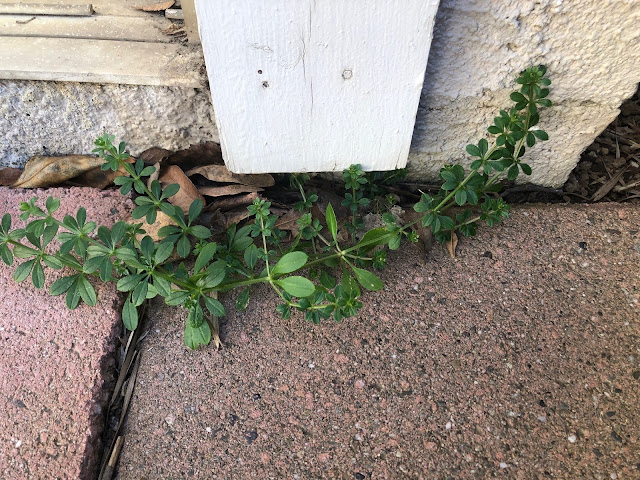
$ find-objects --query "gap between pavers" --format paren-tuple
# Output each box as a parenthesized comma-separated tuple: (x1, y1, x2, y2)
(0, 187, 133, 480)
(115, 203, 640, 479)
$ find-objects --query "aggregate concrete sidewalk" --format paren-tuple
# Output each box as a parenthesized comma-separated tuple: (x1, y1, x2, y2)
(116, 203, 639, 480)
(0, 188, 132, 480)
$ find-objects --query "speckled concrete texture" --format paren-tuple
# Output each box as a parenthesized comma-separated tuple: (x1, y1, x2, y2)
(116, 203, 639, 479)
(0, 80, 219, 168)
(412, 0, 640, 187)
(0, 187, 133, 479)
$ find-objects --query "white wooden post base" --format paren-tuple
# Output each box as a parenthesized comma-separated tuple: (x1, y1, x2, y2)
(195, 0, 440, 173)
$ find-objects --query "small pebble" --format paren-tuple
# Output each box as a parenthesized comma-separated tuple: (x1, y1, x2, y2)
(15, 440, 22, 448)
(499, 462, 508, 469)
(355, 434, 363, 442)
(308, 363, 315, 369)
(165, 414, 175, 426)
(206, 427, 211, 433)
(445, 422, 452, 430)
(568, 434, 577, 443)
(537, 415, 547, 423)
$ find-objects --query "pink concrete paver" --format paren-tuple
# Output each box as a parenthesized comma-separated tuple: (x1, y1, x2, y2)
(0, 187, 132, 480)
(116, 203, 639, 479)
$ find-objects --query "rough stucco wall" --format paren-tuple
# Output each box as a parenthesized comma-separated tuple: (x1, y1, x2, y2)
(1, 0, 639, 186)
(411, 0, 640, 186)
(0, 81, 218, 167)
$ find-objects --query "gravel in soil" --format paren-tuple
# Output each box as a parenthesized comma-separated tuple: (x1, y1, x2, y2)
(115, 203, 639, 479)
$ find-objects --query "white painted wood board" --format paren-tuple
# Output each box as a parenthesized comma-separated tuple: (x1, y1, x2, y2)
(0, 36, 204, 86)
(195, 0, 440, 173)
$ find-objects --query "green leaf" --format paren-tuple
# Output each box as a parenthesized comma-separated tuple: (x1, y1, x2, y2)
(153, 275, 171, 297)
(116, 273, 145, 292)
(31, 260, 45, 288)
(195, 242, 217, 273)
(454, 190, 467, 206)
(177, 235, 191, 257)
(166, 290, 190, 306)
(466, 144, 482, 157)
(0, 244, 13, 265)
(243, 243, 258, 271)
(510, 92, 527, 103)
(351, 266, 383, 291)
(78, 276, 97, 306)
(111, 221, 126, 244)
(275, 276, 315, 298)
(14, 259, 35, 283)
(271, 251, 308, 276)
(320, 270, 336, 289)
(42, 254, 63, 270)
(154, 242, 174, 264)
(188, 199, 203, 223)
(532, 129, 549, 140)
(236, 287, 251, 310)
(66, 280, 81, 309)
(202, 261, 226, 289)
(115, 246, 138, 262)
(13, 244, 37, 259)
(190, 225, 211, 240)
(184, 320, 211, 350)
(45, 196, 60, 214)
(50, 275, 76, 296)
(132, 279, 149, 306)
(122, 297, 138, 330)
(507, 164, 519, 180)
(161, 183, 180, 200)
(204, 295, 225, 317)
(357, 228, 390, 249)
(325, 203, 338, 245)
(1, 213, 11, 233)
(388, 233, 401, 250)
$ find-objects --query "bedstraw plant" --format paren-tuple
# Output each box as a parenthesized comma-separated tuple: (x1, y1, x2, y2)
(0, 66, 552, 349)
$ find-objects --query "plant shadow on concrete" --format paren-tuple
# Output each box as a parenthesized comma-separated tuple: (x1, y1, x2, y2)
(0, 66, 552, 349)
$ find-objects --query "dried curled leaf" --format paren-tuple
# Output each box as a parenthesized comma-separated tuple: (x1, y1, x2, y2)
(0, 168, 22, 186)
(135, 1, 174, 12)
(198, 185, 263, 197)
(186, 165, 275, 188)
(159, 165, 204, 214)
(446, 231, 458, 259)
(13, 155, 105, 188)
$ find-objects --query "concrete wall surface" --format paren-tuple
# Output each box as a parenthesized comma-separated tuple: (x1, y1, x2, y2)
(1, 0, 639, 186)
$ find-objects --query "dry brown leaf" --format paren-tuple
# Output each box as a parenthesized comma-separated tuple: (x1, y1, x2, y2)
(186, 164, 275, 188)
(139, 146, 172, 165)
(275, 209, 302, 236)
(159, 165, 204, 213)
(0, 167, 22, 186)
(224, 207, 252, 228)
(135, 210, 176, 242)
(198, 184, 263, 197)
(204, 192, 258, 212)
(446, 231, 458, 259)
(165, 142, 224, 171)
(135, 1, 174, 11)
(13, 155, 105, 188)
(72, 158, 133, 190)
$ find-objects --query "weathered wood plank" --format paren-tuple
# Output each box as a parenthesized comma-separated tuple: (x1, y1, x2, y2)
(0, 3, 93, 16)
(180, 0, 200, 44)
(0, 36, 204, 86)
(195, 0, 440, 173)
(0, 0, 160, 17)
(0, 14, 173, 42)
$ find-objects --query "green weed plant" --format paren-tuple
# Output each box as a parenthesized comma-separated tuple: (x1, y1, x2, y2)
(0, 66, 552, 349)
